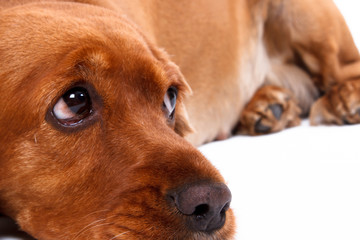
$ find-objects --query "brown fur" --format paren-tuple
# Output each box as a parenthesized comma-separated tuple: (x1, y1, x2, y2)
(1, 0, 360, 239)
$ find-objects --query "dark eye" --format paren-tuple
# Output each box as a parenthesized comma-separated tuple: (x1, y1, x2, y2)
(53, 87, 92, 126)
(163, 87, 177, 120)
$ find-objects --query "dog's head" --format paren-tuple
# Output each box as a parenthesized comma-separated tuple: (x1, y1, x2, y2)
(0, 2, 235, 239)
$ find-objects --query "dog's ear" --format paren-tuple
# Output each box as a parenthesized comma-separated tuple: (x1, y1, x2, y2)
(151, 47, 194, 137)
(174, 95, 194, 137)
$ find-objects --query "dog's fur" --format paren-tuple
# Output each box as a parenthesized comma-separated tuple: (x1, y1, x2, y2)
(1, 0, 360, 239)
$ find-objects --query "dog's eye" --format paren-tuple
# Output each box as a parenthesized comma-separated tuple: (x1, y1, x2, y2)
(53, 87, 92, 125)
(163, 87, 177, 120)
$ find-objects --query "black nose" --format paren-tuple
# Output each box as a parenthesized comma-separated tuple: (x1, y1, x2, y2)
(170, 182, 232, 233)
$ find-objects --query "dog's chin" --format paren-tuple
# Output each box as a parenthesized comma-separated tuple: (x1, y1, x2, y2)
(16, 206, 235, 240)
(96, 225, 235, 240)
(80, 205, 235, 240)
(106, 233, 231, 240)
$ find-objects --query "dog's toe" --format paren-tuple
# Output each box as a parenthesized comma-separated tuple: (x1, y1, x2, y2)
(254, 118, 272, 134)
(269, 103, 283, 120)
(310, 79, 360, 126)
(239, 86, 301, 136)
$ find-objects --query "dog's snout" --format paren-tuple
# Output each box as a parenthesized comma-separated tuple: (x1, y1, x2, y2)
(170, 182, 232, 233)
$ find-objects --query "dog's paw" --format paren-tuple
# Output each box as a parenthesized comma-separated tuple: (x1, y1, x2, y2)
(310, 79, 360, 126)
(239, 86, 302, 135)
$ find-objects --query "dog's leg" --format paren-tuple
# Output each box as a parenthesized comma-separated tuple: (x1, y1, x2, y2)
(282, 0, 360, 126)
(310, 79, 360, 125)
(273, 0, 360, 91)
(261, 0, 360, 127)
(308, 58, 360, 125)
(239, 85, 301, 135)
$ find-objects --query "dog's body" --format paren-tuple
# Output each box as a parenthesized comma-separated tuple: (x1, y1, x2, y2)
(1, 0, 360, 239)
(94, 0, 360, 145)
(65, 0, 360, 145)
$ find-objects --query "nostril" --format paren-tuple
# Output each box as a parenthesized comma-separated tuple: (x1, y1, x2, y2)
(220, 202, 230, 221)
(193, 204, 209, 218)
(221, 202, 230, 215)
(169, 182, 232, 233)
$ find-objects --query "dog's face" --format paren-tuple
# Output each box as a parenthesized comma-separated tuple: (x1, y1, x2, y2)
(0, 3, 235, 239)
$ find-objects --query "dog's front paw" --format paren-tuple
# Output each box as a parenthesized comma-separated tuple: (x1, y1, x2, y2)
(239, 86, 301, 135)
(310, 79, 360, 126)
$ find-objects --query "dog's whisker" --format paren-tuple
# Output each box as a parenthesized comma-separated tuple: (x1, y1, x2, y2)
(72, 215, 116, 240)
(72, 219, 107, 240)
(166, 225, 189, 240)
(64, 209, 110, 234)
(72, 222, 113, 240)
(108, 231, 129, 240)
(80, 209, 110, 220)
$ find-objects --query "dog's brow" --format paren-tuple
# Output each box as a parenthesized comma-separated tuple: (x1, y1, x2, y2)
(69, 51, 111, 80)
(87, 52, 110, 69)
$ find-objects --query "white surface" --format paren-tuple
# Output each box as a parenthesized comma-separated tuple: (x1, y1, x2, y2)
(1, 1, 360, 239)
(200, 121, 360, 240)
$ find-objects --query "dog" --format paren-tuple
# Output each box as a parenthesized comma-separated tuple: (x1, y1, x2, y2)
(1, 0, 359, 239)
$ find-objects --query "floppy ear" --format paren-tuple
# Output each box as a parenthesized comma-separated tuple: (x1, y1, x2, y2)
(174, 96, 194, 137)
(150, 47, 194, 137)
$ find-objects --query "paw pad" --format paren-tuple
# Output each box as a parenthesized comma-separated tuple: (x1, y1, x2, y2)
(269, 104, 283, 120)
(239, 86, 301, 135)
(254, 119, 271, 133)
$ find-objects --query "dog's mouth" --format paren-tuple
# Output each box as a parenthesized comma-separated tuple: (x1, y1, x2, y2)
(82, 181, 234, 240)
(48, 184, 234, 240)
(1, 212, 233, 240)
(79, 205, 234, 240)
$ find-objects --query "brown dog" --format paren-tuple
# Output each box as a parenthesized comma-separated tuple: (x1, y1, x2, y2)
(0, 0, 359, 239)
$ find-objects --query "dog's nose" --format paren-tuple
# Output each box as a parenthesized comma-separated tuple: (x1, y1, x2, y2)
(170, 182, 232, 233)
